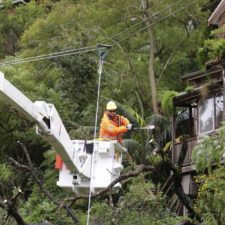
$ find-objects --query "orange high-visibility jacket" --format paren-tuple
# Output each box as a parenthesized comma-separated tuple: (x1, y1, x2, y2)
(99, 112, 130, 143)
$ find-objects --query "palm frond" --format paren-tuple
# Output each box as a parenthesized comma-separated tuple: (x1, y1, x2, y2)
(116, 101, 145, 128)
(134, 91, 145, 119)
(122, 139, 144, 162)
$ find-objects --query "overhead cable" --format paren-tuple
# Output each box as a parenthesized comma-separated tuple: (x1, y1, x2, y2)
(104, 0, 186, 44)
(0, 46, 100, 67)
(114, 0, 200, 46)
(0, 0, 200, 67)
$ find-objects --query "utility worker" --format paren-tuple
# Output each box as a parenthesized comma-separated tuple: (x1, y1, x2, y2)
(99, 101, 132, 143)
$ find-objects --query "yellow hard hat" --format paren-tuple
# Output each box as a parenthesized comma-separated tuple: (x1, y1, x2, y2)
(106, 101, 117, 110)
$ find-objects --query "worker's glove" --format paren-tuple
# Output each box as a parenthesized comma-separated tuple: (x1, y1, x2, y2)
(126, 124, 132, 130)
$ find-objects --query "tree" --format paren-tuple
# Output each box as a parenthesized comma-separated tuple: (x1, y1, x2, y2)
(194, 166, 225, 225)
(0, 0, 213, 223)
(141, 0, 159, 114)
(90, 176, 184, 225)
(192, 122, 225, 173)
(191, 123, 225, 224)
(0, 1, 45, 57)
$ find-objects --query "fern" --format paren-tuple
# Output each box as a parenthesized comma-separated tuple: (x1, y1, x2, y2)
(161, 90, 179, 117)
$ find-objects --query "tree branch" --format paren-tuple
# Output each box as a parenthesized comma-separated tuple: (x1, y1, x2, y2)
(66, 164, 154, 206)
(97, 27, 142, 92)
(9, 142, 154, 223)
(158, 36, 186, 83)
(9, 141, 79, 224)
(162, 155, 200, 220)
(0, 191, 26, 225)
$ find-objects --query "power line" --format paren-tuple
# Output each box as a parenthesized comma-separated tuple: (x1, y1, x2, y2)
(103, 0, 186, 44)
(114, 0, 200, 46)
(0, 0, 200, 67)
(0, 0, 195, 67)
(0, 0, 192, 66)
(0, 46, 99, 67)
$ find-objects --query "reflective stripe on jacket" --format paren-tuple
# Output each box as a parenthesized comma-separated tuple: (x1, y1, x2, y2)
(99, 112, 130, 143)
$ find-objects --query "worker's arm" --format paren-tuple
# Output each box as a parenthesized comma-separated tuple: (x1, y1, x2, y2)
(120, 116, 130, 127)
(101, 119, 128, 136)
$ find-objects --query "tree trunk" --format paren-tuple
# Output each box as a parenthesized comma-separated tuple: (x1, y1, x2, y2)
(141, 0, 159, 114)
(9, 208, 27, 225)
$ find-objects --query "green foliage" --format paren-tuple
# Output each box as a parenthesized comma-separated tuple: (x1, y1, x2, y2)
(0, 0, 215, 223)
(70, 126, 96, 140)
(90, 176, 183, 225)
(192, 123, 225, 173)
(185, 85, 195, 93)
(0, 208, 15, 225)
(55, 54, 98, 123)
(125, 105, 145, 128)
(194, 166, 225, 225)
(0, 1, 45, 57)
(161, 90, 179, 116)
(122, 139, 144, 163)
(20, 188, 55, 222)
(0, 163, 12, 181)
(198, 28, 225, 62)
(117, 102, 148, 145)
(20, 152, 75, 224)
(146, 113, 172, 151)
(20, 187, 74, 224)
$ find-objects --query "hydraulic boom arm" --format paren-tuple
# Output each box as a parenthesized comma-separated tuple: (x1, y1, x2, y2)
(0, 71, 81, 173)
(0, 71, 125, 194)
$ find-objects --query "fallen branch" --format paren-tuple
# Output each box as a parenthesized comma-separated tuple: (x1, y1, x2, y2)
(10, 141, 154, 222)
(66, 164, 154, 206)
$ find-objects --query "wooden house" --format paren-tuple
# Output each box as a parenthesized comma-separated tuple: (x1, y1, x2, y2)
(166, 61, 225, 216)
(169, 0, 225, 216)
(172, 62, 225, 169)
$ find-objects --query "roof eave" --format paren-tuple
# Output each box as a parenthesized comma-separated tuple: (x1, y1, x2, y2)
(208, 0, 225, 25)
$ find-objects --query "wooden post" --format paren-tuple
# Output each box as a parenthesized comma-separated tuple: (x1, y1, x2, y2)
(172, 106, 176, 164)
(189, 106, 192, 137)
(223, 70, 225, 121)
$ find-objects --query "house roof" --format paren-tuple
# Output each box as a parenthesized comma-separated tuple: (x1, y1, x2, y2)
(180, 60, 224, 86)
(208, 0, 225, 25)
(181, 67, 223, 83)
(174, 64, 224, 107)
(173, 83, 222, 107)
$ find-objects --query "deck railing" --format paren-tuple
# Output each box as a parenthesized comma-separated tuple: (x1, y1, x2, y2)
(172, 137, 197, 166)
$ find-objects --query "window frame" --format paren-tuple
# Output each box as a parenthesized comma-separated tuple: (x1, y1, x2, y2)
(198, 94, 224, 135)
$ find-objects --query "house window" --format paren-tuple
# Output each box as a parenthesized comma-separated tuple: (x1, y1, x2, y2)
(198, 95, 224, 134)
(199, 98, 214, 134)
(215, 95, 223, 129)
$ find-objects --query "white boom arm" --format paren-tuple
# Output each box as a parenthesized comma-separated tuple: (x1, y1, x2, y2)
(0, 71, 80, 173)
(0, 72, 125, 194)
